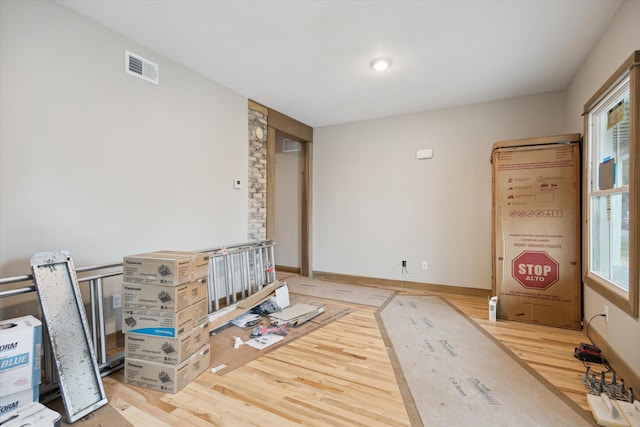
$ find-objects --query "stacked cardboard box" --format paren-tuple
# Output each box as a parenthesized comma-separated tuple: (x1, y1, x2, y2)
(0, 316, 42, 415)
(122, 251, 211, 394)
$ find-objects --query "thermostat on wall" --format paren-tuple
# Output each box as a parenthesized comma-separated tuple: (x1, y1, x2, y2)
(233, 179, 242, 189)
(416, 149, 433, 160)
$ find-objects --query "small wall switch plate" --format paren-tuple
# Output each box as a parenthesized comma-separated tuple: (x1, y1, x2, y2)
(421, 261, 429, 270)
(233, 179, 242, 189)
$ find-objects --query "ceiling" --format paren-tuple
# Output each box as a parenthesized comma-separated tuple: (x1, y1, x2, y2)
(55, 0, 622, 128)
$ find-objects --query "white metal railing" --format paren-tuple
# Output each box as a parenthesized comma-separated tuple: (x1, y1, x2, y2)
(0, 240, 277, 401)
(207, 241, 276, 311)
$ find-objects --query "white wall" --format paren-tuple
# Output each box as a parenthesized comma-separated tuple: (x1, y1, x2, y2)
(563, 0, 640, 380)
(0, 0, 248, 279)
(314, 92, 565, 288)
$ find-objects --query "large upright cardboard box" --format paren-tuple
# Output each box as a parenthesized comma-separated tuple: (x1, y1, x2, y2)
(492, 134, 582, 329)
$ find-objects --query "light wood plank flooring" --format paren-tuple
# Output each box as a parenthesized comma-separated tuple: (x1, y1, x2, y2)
(102, 284, 594, 426)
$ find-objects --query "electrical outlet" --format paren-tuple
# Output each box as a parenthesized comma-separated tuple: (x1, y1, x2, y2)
(113, 293, 122, 309)
(603, 305, 608, 322)
(421, 261, 429, 270)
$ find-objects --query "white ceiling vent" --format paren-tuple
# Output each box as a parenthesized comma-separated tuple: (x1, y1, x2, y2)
(125, 50, 159, 85)
(282, 138, 302, 152)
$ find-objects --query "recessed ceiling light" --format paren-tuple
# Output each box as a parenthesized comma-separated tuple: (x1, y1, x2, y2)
(370, 57, 392, 71)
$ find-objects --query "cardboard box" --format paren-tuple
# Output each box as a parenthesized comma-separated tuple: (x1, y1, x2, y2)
(488, 297, 498, 322)
(0, 316, 42, 397)
(189, 278, 208, 305)
(492, 135, 581, 329)
(209, 281, 285, 332)
(124, 321, 208, 364)
(155, 251, 209, 279)
(124, 343, 210, 394)
(123, 279, 207, 312)
(269, 303, 325, 327)
(123, 252, 197, 286)
(0, 401, 61, 426)
(190, 342, 210, 381)
(0, 386, 39, 415)
(124, 356, 191, 394)
(123, 299, 208, 338)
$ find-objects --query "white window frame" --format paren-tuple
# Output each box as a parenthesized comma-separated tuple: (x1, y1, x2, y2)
(583, 51, 639, 318)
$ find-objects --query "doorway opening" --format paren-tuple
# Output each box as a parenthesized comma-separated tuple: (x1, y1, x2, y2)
(248, 100, 313, 277)
(274, 132, 303, 273)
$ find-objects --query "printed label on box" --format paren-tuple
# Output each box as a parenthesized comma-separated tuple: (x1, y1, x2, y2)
(123, 300, 208, 338)
(123, 252, 195, 286)
(123, 280, 207, 312)
(124, 321, 208, 364)
(155, 251, 209, 279)
(0, 387, 39, 415)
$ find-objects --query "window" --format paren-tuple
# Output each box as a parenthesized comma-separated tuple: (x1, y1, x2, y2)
(583, 51, 639, 317)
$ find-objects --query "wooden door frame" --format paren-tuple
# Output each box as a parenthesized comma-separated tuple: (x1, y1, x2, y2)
(260, 104, 313, 278)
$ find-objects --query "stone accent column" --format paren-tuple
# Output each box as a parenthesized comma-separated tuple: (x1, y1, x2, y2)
(248, 107, 268, 241)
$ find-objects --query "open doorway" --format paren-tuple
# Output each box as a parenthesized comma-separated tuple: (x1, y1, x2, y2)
(274, 132, 303, 273)
(248, 100, 312, 277)
(267, 115, 313, 278)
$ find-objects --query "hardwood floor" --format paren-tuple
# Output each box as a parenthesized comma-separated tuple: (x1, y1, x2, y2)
(102, 283, 595, 426)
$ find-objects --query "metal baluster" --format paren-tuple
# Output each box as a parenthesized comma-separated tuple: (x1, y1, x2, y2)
(209, 255, 219, 312)
(229, 253, 237, 303)
(268, 242, 276, 282)
(252, 247, 259, 292)
(258, 246, 265, 286)
(223, 253, 231, 306)
(96, 277, 107, 365)
(89, 279, 98, 354)
(244, 250, 252, 296)
(239, 249, 247, 299)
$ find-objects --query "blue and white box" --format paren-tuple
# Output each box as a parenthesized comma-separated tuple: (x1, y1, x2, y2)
(0, 316, 42, 397)
(0, 386, 39, 415)
(0, 401, 61, 426)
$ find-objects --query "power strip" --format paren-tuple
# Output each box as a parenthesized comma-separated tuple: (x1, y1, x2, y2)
(618, 400, 640, 427)
(575, 342, 604, 363)
(579, 370, 634, 403)
(587, 393, 640, 427)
